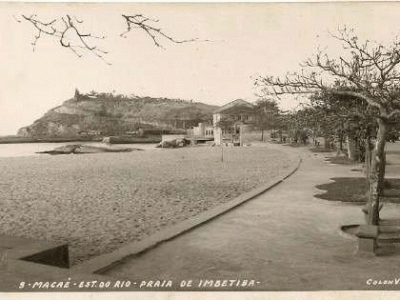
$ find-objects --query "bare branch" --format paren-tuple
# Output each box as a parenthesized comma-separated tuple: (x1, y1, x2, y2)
(329, 90, 381, 110)
(120, 14, 203, 49)
(18, 13, 206, 63)
(12, 15, 22, 23)
(386, 109, 400, 119)
(257, 26, 400, 120)
(19, 14, 110, 64)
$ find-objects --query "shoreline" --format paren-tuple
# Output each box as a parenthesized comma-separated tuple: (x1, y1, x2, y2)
(0, 144, 298, 265)
(0, 136, 161, 144)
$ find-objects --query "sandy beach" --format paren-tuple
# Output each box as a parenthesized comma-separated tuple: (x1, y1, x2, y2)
(0, 145, 298, 265)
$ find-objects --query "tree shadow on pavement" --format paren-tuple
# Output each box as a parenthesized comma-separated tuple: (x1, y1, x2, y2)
(315, 177, 400, 204)
(324, 156, 360, 165)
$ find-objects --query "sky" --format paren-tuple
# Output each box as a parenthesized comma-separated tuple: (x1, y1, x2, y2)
(2, 2, 400, 135)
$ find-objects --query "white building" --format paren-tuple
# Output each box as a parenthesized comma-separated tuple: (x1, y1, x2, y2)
(213, 99, 256, 146)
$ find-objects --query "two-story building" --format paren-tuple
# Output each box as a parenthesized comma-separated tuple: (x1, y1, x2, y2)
(213, 99, 256, 146)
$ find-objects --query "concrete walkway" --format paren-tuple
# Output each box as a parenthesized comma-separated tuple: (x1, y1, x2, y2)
(102, 144, 400, 291)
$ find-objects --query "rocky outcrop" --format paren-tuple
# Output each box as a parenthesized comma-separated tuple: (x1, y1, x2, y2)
(17, 91, 217, 139)
(156, 138, 190, 149)
(38, 144, 141, 155)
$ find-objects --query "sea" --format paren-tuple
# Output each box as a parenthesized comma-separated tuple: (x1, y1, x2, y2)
(0, 142, 159, 158)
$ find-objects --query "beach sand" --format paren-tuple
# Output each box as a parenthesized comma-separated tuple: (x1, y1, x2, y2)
(0, 145, 297, 265)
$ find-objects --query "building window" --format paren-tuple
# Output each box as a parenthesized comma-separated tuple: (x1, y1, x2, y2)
(222, 128, 234, 135)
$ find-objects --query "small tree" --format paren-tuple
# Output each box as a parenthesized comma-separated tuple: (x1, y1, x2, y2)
(216, 115, 236, 143)
(253, 98, 280, 141)
(284, 107, 318, 145)
(74, 88, 82, 101)
(310, 89, 376, 157)
(215, 115, 237, 162)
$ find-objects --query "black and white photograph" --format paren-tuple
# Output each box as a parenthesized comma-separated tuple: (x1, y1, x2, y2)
(1, 1, 400, 298)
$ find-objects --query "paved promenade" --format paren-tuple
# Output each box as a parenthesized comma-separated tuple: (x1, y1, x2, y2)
(2, 143, 400, 295)
(103, 143, 400, 291)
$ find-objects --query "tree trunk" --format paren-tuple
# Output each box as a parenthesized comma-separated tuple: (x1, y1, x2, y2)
(336, 131, 345, 156)
(339, 135, 343, 151)
(367, 119, 388, 225)
(347, 136, 359, 161)
(365, 136, 372, 192)
(324, 136, 331, 149)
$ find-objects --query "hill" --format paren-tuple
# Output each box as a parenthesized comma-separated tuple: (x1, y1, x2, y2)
(17, 90, 219, 139)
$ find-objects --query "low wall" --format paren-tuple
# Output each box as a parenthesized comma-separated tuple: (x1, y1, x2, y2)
(161, 134, 186, 142)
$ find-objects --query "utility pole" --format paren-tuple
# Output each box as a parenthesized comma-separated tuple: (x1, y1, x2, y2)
(239, 125, 242, 146)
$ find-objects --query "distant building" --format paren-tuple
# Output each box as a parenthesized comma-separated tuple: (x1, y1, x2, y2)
(191, 123, 214, 138)
(185, 122, 214, 145)
(213, 99, 256, 146)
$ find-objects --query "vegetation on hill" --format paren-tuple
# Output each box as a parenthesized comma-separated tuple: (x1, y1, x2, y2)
(17, 90, 218, 138)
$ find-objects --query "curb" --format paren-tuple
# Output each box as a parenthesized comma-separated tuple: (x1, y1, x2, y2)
(72, 156, 303, 275)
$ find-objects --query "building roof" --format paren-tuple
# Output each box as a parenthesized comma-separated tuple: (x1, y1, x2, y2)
(214, 99, 255, 114)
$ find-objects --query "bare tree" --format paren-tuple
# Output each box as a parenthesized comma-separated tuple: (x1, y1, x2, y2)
(16, 13, 201, 63)
(16, 14, 110, 63)
(120, 14, 198, 49)
(256, 26, 400, 226)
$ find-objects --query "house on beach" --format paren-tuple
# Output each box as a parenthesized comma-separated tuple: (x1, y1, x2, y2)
(213, 99, 256, 146)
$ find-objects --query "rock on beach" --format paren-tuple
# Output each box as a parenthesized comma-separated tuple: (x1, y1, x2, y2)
(37, 143, 140, 155)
